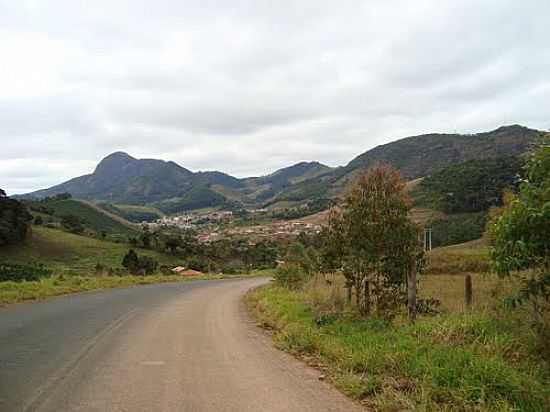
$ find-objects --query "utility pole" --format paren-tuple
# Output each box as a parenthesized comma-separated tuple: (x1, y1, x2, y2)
(424, 227, 432, 251)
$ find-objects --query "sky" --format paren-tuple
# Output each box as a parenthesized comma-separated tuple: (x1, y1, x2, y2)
(1, 0, 549, 195)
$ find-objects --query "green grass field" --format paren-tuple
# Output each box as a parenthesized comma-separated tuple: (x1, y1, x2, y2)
(0, 226, 179, 276)
(246, 241, 550, 411)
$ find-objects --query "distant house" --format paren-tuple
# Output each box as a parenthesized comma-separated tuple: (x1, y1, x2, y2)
(178, 269, 203, 277)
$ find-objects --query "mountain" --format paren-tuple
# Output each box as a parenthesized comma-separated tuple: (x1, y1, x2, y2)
(28, 152, 196, 204)
(267, 124, 544, 205)
(345, 124, 539, 180)
(22, 125, 545, 213)
(23, 153, 332, 213)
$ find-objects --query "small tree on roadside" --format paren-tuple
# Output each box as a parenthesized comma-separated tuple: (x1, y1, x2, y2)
(489, 134, 550, 355)
(323, 165, 424, 321)
(122, 249, 139, 273)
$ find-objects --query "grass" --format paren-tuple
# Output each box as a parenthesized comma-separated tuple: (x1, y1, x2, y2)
(426, 238, 491, 274)
(31, 199, 137, 235)
(0, 274, 198, 306)
(246, 241, 549, 411)
(0, 226, 272, 306)
(0, 226, 179, 276)
(247, 285, 549, 411)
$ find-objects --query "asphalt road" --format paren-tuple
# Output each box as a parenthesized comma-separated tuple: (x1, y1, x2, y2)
(0, 278, 364, 412)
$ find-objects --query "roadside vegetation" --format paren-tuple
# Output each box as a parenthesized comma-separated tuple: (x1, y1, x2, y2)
(0, 224, 273, 306)
(247, 137, 550, 412)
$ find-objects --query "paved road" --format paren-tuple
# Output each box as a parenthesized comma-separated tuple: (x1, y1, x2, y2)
(0, 278, 364, 412)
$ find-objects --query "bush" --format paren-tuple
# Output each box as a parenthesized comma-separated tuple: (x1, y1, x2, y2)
(0, 262, 52, 282)
(186, 255, 210, 272)
(221, 260, 246, 274)
(274, 263, 307, 290)
(121, 249, 158, 275)
(60, 214, 85, 234)
(137, 256, 158, 275)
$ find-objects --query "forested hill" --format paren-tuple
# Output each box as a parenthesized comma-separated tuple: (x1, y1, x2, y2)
(344, 125, 540, 180)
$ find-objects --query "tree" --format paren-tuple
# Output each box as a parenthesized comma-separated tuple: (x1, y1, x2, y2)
(323, 165, 423, 320)
(137, 256, 158, 275)
(122, 249, 139, 273)
(34, 215, 44, 225)
(489, 135, 550, 346)
(60, 214, 85, 234)
(0, 189, 33, 246)
(140, 231, 152, 249)
(164, 235, 182, 254)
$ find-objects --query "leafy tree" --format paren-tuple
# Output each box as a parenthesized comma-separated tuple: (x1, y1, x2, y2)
(60, 214, 85, 234)
(164, 235, 182, 254)
(489, 135, 550, 350)
(0, 189, 33, 246)
(122, 249, 139, 273)
(140, 231, 152, 249)
(323, 165, 423, 320)
(137, 255, 158, 275)
(186, 255, 209, 272)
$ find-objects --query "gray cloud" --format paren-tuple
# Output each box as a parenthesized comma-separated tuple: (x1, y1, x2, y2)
(1, 0, 549, 195)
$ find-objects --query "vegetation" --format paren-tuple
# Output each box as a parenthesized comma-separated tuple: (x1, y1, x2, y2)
(249, 156, 550, 410)
(122, 249, 158, 275)
(413, 156, 522, 213)
(271, 198, 333, 220)
(429, 212, 488, 247)
(0, 189, 32, 246)
(26, 197, 136, 236)
(320, 166, 423, 319)
(0, 262, 51, 282)
(247, 280, 549, 411)
(98, 203, 163, 223)
(0, 226, 179, 276)
(489, 135, 550, 359)
(0, 225, 271, 305)
(0, 273, 217, 306)
(155, 184, 226, 214)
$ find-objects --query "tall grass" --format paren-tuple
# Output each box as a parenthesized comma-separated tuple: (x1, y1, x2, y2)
(247, 284, 550, 411)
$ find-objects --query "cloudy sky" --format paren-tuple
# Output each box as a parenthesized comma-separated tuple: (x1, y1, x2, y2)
(1, 0, 549, 194)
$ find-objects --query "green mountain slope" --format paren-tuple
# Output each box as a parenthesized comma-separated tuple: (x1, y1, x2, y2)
(27, 198, 137, 235)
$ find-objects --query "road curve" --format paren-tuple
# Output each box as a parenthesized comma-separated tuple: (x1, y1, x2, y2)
(0, 278, 364, 412)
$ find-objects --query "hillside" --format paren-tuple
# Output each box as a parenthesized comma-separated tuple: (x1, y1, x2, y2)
(22, 125, 544, 213)
(26, 198, 137, 236)
(0, 226, 179, 276)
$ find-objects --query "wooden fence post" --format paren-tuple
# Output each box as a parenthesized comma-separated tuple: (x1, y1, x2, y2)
(465, 274, 472, 310)
(407, 264, 417, 323)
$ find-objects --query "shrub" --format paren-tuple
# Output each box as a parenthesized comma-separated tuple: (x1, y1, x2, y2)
(0, 262, 52, 282)
(274, 263, 307, 290)
(121, 249, 158, 275)
(186, 255, 210, 272)
(137, 256, 158, 275)
(60, 214, 85, 234)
